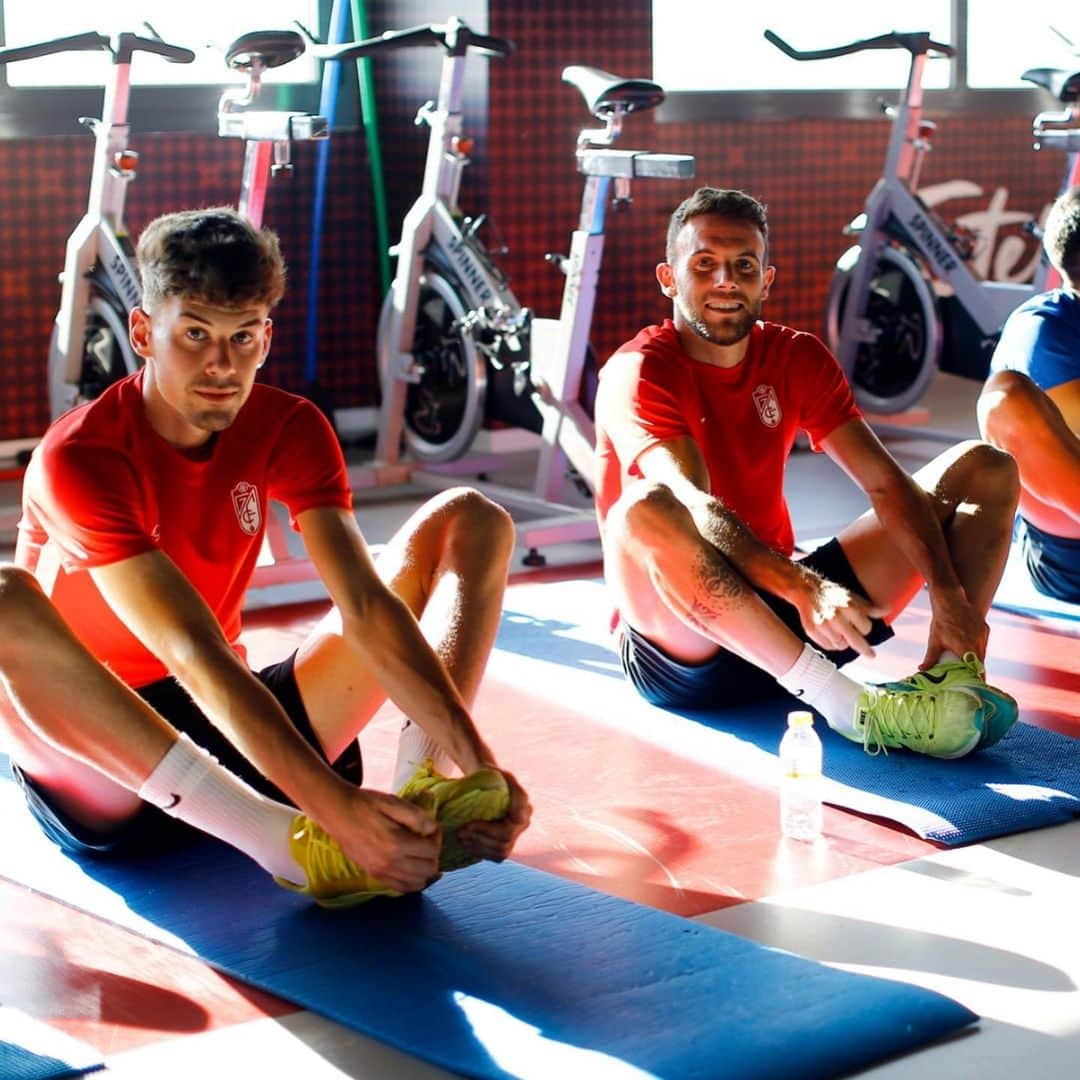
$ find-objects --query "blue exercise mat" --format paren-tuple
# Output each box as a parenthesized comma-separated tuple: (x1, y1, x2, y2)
(687, 702, 1080, 846)
(0, 761, 973, 1080)
(496, 579, 1080, 847)
(991, 542, 1079, 623)
(0, 1007, 102, 1080)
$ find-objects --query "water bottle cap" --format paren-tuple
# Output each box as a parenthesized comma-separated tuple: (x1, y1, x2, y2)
(787, 710, 814, 728)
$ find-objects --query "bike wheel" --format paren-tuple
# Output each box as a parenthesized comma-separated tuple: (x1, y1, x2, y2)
(825, 245, 941, 414)
(47, 290, 138, 420)
(377, 268, 485, 463)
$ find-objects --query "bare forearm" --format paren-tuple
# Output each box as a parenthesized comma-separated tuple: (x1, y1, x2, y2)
(869, 479, 962, 597)
(342, 591, 494, 773)
(686, 491, 804, 599)
(174, 639, 351, 820)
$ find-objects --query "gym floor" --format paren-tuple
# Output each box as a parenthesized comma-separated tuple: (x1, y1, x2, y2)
(3, 372, 1079, 1078)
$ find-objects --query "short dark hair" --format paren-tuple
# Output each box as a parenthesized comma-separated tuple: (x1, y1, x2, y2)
(1043, 185, 1080, 287)
(136, 206, 286, 311)
(666, 187, 769, 263)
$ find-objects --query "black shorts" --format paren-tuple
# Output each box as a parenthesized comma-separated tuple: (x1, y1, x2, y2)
(10, 651, 363, 858)
(620, 538, 894, 710)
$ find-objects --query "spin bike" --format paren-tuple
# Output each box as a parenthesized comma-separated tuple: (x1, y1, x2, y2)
(325, 18, 693, 556)
(766, 29, 1080, 415)
(0, 29, 199, 420)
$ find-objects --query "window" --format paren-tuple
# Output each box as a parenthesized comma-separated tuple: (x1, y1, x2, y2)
(653, 2, 1068, 120)
(654, 3, 953, 93)
(966, 2, 1079, 88)
(0, 2, 324, 135)
(2, 2, 319, 86)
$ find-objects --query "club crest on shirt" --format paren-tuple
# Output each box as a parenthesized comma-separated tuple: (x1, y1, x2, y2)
(752, 384, 782, 428)
(231, 481, 261, 536)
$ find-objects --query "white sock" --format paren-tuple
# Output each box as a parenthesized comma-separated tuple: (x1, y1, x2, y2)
(776, 644, 864, 739)
(138, 734, 306, 884)
(391, 718, 453, 793)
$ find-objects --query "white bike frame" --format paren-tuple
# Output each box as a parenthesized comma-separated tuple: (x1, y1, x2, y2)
(836, 45, 1054, 379)
(374, 26, 526, 468)
(25, 31, 194, 419)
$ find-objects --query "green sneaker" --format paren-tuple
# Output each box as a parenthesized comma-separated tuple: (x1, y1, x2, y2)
(398, 760, 510, 871)
(856, 652, 1018, 758)
(275, 815, 401, 910)
(885, 653, 1019, 751)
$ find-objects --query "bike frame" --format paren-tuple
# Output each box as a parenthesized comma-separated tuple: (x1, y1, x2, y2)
(768, 28, 1080, 416)
(374, 33, 524, 466)
(53, 37, 142, 394)
(837, 43, 1041, 378)
(7, 31, 197, 418)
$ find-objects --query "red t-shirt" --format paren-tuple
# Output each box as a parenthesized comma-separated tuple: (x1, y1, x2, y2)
(594, 319, 860, 556)
(17, 371, 352, 688)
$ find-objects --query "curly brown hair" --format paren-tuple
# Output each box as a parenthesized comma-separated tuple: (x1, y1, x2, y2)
(136, 206, 286, 311)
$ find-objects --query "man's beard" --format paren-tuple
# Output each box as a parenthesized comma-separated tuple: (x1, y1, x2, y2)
(679, 297, 759, 347)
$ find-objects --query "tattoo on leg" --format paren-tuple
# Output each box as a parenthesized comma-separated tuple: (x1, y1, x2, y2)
(686, 551, 746, 631)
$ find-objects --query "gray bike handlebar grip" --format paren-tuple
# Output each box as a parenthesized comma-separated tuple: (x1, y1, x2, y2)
(0, 31, 108, 65)
(122, 33, 196, 64)
(764, 28, 955, 61)
(313, 19, 513, 62)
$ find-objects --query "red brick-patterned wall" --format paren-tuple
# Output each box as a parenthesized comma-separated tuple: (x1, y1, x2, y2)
(0, 2, 1065, 440)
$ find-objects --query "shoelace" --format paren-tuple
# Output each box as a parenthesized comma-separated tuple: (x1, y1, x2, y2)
(296, 821, 370, 889)
(862, 688, 940, 756)
(959, 652, 984, 677)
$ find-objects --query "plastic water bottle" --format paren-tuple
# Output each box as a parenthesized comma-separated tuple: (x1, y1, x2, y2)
(779, 710, 823, 841)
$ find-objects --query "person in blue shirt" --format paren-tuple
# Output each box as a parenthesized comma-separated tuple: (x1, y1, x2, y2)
(978, 185, 1080, 603)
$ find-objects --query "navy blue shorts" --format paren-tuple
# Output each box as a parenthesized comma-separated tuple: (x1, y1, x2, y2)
(10, 651, 363, 858)
(1020, 518, 1080, 604)
(620, 538, 894, 709)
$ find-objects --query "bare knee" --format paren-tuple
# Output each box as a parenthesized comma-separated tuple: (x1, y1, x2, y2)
(948, 439, 1020, 509)
(431, 486, 516, 567)
(607, 481, 688, 548)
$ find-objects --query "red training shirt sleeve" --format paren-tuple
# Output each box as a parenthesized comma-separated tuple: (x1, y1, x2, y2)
(266, 399, 353, 526)
(30, 438, 157, 570)
(597, 351, 691, 477)
(795, 333, 862, 451)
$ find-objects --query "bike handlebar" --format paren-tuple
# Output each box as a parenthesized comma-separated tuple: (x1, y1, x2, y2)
(0, 29, 194, 66)
(311, 16, 513, 64)
(764, 28, 955, 62)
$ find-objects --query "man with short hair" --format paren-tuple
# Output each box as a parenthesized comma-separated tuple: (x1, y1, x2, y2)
(978, 184, 1080, 603)
(0, 206, 530, 907)
(595, 187, 1020, 756)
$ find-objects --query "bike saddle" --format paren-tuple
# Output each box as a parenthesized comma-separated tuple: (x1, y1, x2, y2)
(562, 66, 664, 118)
(226, 30, 305, 72)
(1022, 66, 1080, 104)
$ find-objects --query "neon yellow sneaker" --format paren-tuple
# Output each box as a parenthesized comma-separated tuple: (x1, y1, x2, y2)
(398, 760, 510, 871)
(856, 652, 1019, 758)
(275, 815, 401, 910)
